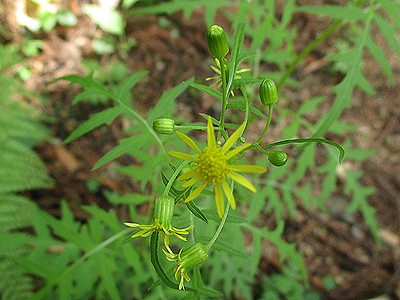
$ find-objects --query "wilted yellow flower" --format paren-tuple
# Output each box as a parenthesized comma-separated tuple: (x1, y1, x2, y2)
(124, 195, 194, 252)
(169, 117, 266, 218)
(164, 243, 208, 290)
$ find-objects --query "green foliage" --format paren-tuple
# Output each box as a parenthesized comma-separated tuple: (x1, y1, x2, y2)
(4, 0, 397, 299)
(58, 71, 193, 189)
(130, 0, 231, 26)
(0, 45, 53, 193)
(0, 44, 54, 300)
(7, 199, 185, 299)
(260, 263, 321, 300)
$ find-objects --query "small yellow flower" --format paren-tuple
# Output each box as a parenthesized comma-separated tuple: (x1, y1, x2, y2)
(124, 195, 194, 252)
(169, 117, 266, 218)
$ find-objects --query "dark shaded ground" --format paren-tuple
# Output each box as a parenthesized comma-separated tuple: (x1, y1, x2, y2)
(2, 1, 400, 299)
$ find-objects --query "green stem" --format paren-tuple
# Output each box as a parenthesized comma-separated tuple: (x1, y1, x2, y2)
(218, 57, 228, 140)
(255, 105, 274, 144)
(239, 86, 250, 130)
(163, 161, 189, 196)
(174, 125, 208, 131)
(277, 19, 342, 90)
(265, 137, 345, 163)
(150, 232, 180, 289)
(206, 201, 230, 252)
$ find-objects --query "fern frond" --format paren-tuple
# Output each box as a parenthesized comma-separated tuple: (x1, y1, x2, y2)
(0, 194, 35, 231)
(0, 140, 54, 193)
(0, 257, 34, 300)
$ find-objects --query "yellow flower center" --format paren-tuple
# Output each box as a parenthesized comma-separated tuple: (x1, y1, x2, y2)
(197, 147, 227, 184)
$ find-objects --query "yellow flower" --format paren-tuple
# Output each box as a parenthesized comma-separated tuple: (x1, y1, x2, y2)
(124, 195, 194, 252)
(169, 117, 266, 218)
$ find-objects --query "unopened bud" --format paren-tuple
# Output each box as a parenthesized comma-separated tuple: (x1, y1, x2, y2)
(154, 195, 174, 229)
(268, 150, 288, 166)
(153, 118, 175, 135)
(259, 79, 278, 106)
(206, 25, 229, 59)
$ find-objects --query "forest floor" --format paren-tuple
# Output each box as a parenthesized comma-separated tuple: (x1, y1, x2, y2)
(2, 1, 400, 299)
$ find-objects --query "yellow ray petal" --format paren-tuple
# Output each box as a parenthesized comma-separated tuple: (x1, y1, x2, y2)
(221, 121, 246, 153)
(182, 175, 201, 188)
(227, 171, 257, 193)
(228, 164, 266, 173)
(214, 184, 225, 218)
(207, 117, 217, 149)
(178, 169, 198, 180)
(169, 151, 198, 162)
(224, 143, 252, 160)
(221, 180, 236, 210)
(124, 222, 141, 228)
(184, 182, 207, 202)
(176, 131, 202, 154)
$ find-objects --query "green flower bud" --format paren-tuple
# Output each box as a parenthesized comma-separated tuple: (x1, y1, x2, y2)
(268, 150, 288, 167)
(206, 25, 229, 59)
(153, 118, 175, 135)
(259, 79, 278, 106)
(154, 195, 174, 229)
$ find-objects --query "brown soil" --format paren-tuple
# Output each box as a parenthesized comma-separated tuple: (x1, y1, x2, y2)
(2, 1, 399, 299)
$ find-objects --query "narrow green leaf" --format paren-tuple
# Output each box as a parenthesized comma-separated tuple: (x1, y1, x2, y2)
(147, 78, 193, 123)
(379, 0, 400, 27)
(365, 36, 393, 84)
(189, 82, 222, 101)
(92, 135, 147, 170)
(64, 106, 124, 143)
(211, 239, 247, 258)
(116, 71, 148, 105)
(226, 23, 245, 96)
(282, 0, 295, 26)
(297, 96, 326, 115)
(56, 74, 116, 100)
(296, 4, 365, 20)
(373, 15, 400, 57)
(186, 201, 208, 223)
(192, 267, 222, 298)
